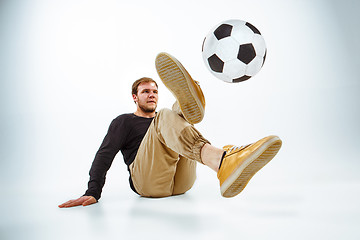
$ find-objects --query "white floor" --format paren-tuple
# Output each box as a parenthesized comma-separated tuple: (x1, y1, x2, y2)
(2, 163, 360, 240)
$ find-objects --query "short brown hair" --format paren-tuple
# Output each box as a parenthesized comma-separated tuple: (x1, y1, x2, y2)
(131, 77, 158, 95)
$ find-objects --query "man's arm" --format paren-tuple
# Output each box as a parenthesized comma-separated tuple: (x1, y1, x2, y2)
(58, 117, 126, 208)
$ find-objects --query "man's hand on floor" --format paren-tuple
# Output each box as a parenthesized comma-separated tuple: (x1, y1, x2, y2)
(58, 196, 97, 208)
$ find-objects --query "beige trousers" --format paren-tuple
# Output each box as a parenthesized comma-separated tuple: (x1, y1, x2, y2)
(129, 107, 210, 197)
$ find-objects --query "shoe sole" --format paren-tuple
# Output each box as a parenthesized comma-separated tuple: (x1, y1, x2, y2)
(155, 52, 204, 124)
(221, 136, 282, 198)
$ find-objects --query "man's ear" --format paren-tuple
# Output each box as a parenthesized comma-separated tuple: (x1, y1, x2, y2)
(132, 94, 138, 104)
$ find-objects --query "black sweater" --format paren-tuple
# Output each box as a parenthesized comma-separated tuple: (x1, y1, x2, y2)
(84, 113, 154, 200)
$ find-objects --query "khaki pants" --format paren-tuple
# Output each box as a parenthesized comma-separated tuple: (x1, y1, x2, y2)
(129, 107, 210, 197)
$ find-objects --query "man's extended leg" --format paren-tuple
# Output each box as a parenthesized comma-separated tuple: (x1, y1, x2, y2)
(155, 53, 283, 198)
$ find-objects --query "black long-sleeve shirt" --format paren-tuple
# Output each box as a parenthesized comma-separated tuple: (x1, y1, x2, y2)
(84, 113, 154, 200)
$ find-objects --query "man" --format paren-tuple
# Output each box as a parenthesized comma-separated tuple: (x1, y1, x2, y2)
(58, 52, 282, 208)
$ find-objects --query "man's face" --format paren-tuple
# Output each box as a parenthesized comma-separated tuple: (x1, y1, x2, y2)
(133, 82, 158, 113)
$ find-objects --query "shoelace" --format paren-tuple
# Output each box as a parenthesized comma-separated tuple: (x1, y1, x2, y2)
(219, 144, 251, 170)
(227, 144, 251, 153)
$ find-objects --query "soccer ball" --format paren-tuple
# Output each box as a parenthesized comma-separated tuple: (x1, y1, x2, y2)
(202, 19, 267, 83)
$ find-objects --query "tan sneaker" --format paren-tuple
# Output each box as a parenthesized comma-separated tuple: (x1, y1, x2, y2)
(218, 135, 282, 198)
(155, 52, 205, 124)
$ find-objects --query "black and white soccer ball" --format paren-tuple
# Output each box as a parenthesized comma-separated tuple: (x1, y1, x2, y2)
(202, 19, 267, 83)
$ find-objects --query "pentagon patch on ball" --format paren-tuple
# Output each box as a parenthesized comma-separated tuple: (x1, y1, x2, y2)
(202, 19, 267, 83)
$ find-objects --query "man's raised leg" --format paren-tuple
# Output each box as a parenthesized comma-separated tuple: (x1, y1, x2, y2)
(155, 52, 205, 124)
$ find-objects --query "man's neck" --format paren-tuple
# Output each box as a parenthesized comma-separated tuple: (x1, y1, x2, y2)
(134, 110, 156, 118)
